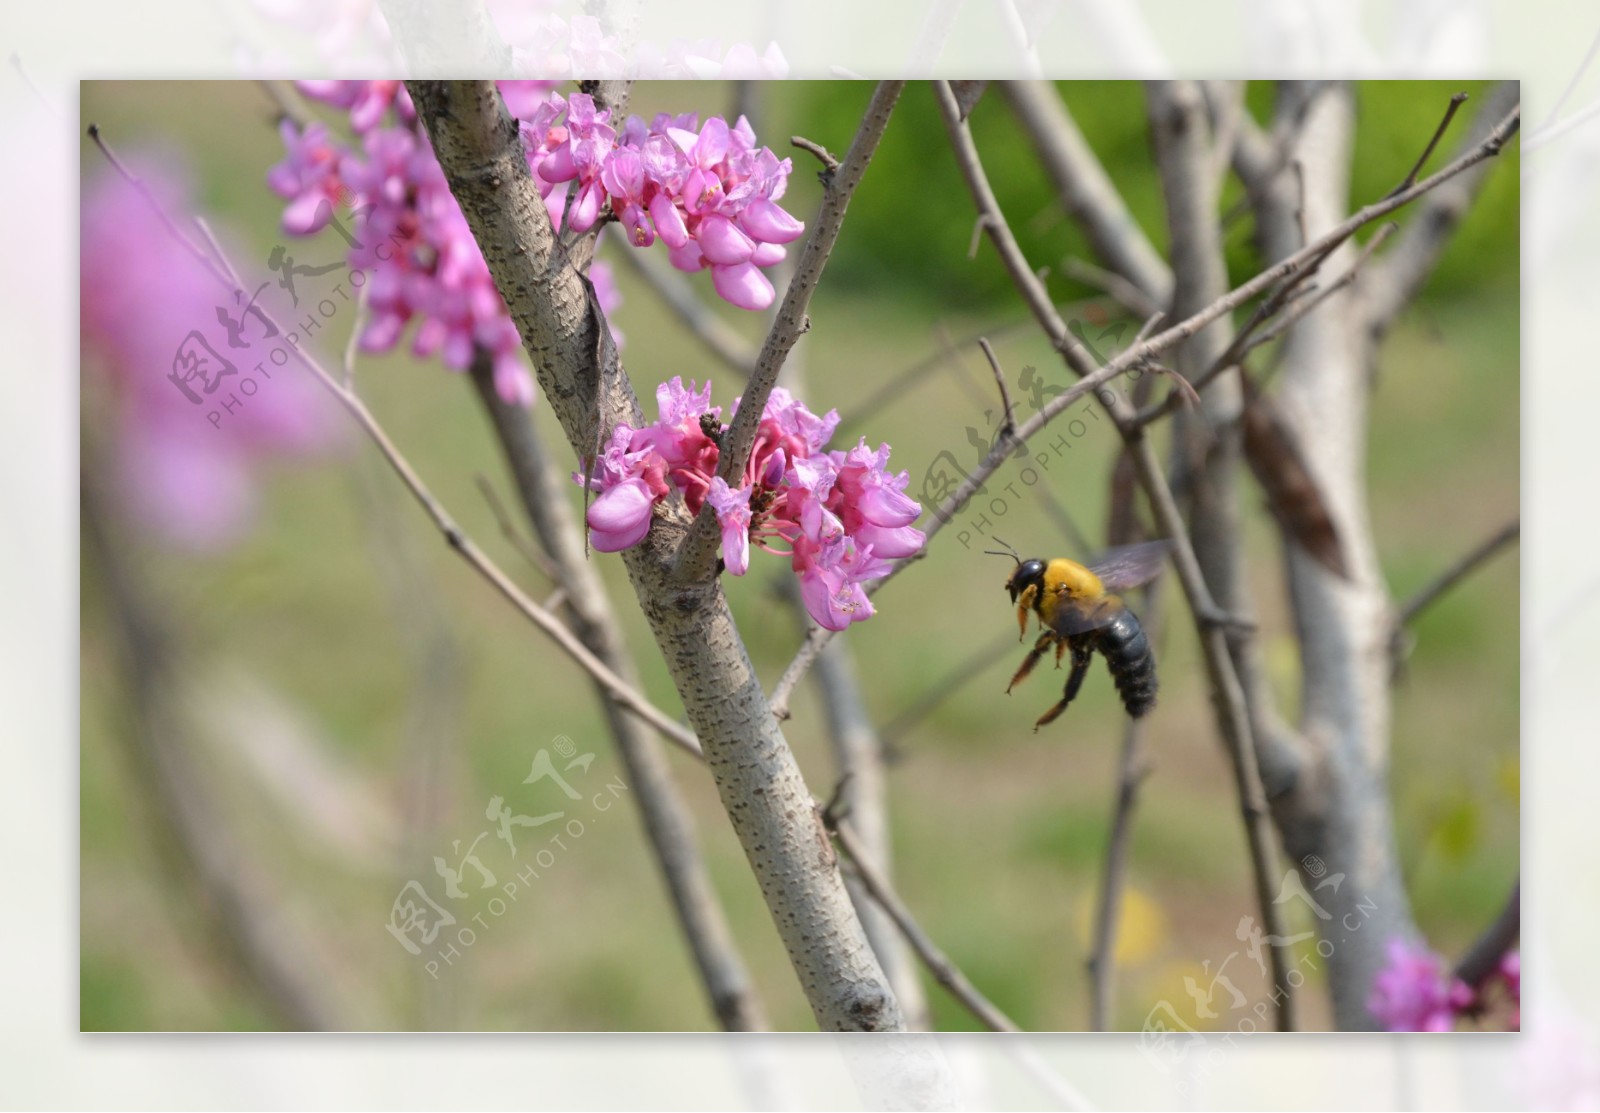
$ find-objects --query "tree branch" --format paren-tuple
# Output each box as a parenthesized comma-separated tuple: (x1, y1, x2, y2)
(1360, 82, 1521, 335)
(468, 354, 768, 1032)
(999, 81, 1173, 307)
(1146, 78, 1308, 810)
(1236, 81, 1507, 1029)
(1390, 518, 1519, 677)
(1397, 518, 1519, 630)
(408, 80, 909, 1032)
(1453, 877, 1520, 991)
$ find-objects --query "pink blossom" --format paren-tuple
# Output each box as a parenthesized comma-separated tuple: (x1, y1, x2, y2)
(268, 87, 647, 408)
(514, 92, 803, 311)
(796, 536, 890, 631)
(707, 478, 753, 575)
(600, 147, 654, 247)
(576, 425, 670, 551)
(587, 477, 657, 551)
(711, 261, 774, 311)
(266, 119, 346, 234)
(833, 439, 925, 558)
(1368, 937, 1475, 1032)
(571, 377, 919, 630)
(297, 79, 412, 133)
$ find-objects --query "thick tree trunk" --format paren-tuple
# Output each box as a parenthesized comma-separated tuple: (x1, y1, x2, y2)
(1245, 83, 1416, 1029)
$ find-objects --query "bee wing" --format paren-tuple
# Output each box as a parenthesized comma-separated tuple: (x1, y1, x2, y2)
(1088, 540, 1171, 594)
(1049, 595, 1126, 637)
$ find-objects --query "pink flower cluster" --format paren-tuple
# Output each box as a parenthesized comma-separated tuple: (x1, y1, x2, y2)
(576, 378, 924, 631)
(267, 80, 623, 407)
(1368, 937, 1521, 1031)
(518, 92, 805, 311)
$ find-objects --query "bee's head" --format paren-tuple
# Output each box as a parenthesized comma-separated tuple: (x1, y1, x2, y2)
(985, 539, 1046, 603)
(1006, 558, 1047, 603)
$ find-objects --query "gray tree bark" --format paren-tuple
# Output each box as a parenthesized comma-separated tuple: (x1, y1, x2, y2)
(1239, 82, 1416, 1028)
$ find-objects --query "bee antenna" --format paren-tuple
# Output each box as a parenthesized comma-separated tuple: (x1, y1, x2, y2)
(983, 537, 1022, 565)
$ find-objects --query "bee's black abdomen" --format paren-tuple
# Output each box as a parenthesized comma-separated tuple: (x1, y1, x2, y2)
(1094, 609, 1158, 718)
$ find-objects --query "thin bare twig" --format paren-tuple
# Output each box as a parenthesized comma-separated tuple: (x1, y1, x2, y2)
(341, 284, 370, 391)
(1062, 256, 1164, 319)
(1398, 519, 1520, 629)
(1241, 223, 1396, 356)
(673, 82, 905, 583)
(791, 134, 840, 175)
(1387, 92, 1469, 197)
(473, 474, 560, 582)
(89, 124, 705, 764)
(1363, 83, 1522, 334)
(829, 816, 1020, 1033)
(977, 336, 1017, 438)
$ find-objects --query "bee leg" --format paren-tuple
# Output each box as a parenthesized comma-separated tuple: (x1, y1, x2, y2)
(1033, 645, 1094, 731)
(1007, 632, 1057, 693)
(1054, 638, 1068, 670)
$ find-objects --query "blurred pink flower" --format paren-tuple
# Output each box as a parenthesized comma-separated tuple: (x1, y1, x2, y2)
(1368, 936, 1475, 1032)
(81, 157, 341, 551)
(266, 119, 346, 234)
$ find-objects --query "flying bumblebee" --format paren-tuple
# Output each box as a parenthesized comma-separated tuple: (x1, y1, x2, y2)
(987, 538, 1169, 729)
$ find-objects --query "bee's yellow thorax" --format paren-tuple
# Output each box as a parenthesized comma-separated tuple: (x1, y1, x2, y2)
(1037, 559, 1104, 623)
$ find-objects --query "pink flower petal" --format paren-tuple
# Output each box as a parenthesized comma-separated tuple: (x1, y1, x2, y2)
(711, 261, 774, 311)
(587, 477, 655, 551)
(739, 196, 805, 244)
(696, 212, 755, 265)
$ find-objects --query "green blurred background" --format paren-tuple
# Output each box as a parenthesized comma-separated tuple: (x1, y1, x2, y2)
(79, 80, 1518, 1032)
